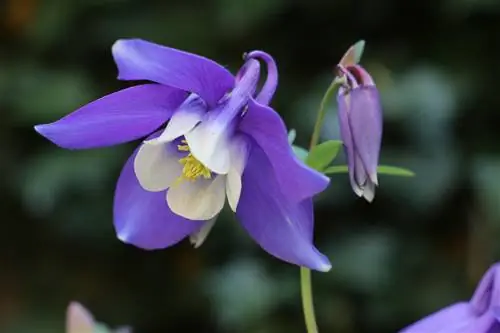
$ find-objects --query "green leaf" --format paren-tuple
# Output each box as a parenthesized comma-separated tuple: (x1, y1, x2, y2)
(305, 140, 343, 171)
(323, 165, 349, 174)
(339, 40, 366, 67)
(324, 164, 415, 177)
(352, 40, 366, 64)
(292, 145, 309, 161)
(377, 165, 415, 177)
(288, 129, 297, 144)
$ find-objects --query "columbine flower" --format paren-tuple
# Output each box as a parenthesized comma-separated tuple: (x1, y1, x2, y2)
(336, 64, 382, 202)
(66, 302, 131, 333)
(35, 39, 331, 271)
(400, 263, 500, 333)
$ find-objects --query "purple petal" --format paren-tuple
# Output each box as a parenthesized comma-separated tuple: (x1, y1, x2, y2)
(452, 313, 498, 333)
(35, 84, 186, 149)
(471, 263, 500, 315)
(301, 198, 314, 241)
(354, 154, 367, 186)
(471, 265, 496, 315)
(236, 143, 331, 272)
(494, 306, 500, 322)
(486, 321, 500, 333)
(348, 86, 382, 181)
(400, 303, 476, 333)
(462, 313, 499, 333)
(238, 98, 329, 203)
(186, 59, 260, 174)
(112, 39, 235, 107)
(114, 147, 203, 250)
(245, 50, 278, 105)
(337, 89, 362, 197)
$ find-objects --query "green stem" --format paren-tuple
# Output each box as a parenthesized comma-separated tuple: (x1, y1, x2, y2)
(301, 78, 341, 333)
(309, 79, 341, 148)
(300, 267, 318, 333)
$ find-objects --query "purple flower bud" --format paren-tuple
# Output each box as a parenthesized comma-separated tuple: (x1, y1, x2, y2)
(400, 263, 500, 332)
(337, 65, 382, 202)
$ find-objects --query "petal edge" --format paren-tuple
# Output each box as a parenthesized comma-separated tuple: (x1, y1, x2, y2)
(112, 39, 235, 107)
(114, 147, 203, 250)
(35, 84, 186, 149)
(237, 144, 331, 272)
(239, 98, 330, 203)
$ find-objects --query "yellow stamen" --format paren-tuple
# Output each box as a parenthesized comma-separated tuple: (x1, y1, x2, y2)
(175, 140, 212, 184)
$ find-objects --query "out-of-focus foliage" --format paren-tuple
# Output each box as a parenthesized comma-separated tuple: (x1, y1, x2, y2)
(1, 0, 500, 332)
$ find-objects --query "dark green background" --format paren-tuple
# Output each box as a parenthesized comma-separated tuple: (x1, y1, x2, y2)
(1, 0, 499, 332)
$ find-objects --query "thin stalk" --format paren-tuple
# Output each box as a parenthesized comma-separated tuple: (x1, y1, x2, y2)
(301, 77, 341, 333)
(309, 79, 341, 148)
(300, 267, 318, 333)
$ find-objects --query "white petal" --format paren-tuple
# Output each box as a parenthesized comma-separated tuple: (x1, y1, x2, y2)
(134, 142, 182, 191)
(145, 96, 206, 145)
(167, 176, 226, 220)
(352, 183, 364, 197)
(354, 154, 367, 186)
(189, 216, 218, 248)
(226, 137, 249, 211)
(350, 152, 365, 197)
(184, 120, 231, 175)
(369, 172, 379, 186)
(362, 179, 376, 202)
(226, 170, 241, 212)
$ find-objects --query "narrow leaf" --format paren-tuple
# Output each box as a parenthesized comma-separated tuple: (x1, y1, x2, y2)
(306, 140, 343, 171)
(324, 164, 415, 177)
(339, 40, 366, 67)
(323, 165, 349, 174)
(352, 40, 366, 64)
(377, 165, 415, 177)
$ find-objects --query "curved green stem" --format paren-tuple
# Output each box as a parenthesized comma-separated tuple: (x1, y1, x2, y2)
(309, 79, 341, 148)
(301, 78, 341, 333)
(300, 267, 318, 333)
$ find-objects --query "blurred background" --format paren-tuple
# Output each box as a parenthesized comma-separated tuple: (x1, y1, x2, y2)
(1, 0, 500, 332)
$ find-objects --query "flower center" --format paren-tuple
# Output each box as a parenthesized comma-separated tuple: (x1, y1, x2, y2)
(176, 140, 212, 183)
